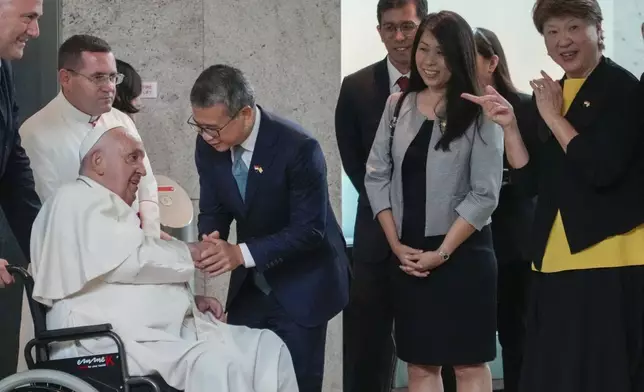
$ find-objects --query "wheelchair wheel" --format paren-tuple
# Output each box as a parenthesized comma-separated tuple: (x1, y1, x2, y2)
(0, 369, 98, 392)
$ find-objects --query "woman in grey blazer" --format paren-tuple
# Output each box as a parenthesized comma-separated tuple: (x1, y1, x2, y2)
(365, 11, 504, 392)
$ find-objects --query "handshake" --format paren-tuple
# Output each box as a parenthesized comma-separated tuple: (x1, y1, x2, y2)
(184, 231, 244, 277)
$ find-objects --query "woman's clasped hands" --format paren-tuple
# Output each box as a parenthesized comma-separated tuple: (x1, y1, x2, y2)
(393, 242, 446, 278)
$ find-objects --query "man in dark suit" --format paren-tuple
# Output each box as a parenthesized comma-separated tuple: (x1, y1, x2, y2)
(0, 0, 42, 379)
(190, 64, 349, 392)
(334, 1, 429, 391)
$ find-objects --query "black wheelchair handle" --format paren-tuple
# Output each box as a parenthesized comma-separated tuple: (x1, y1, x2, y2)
(5, 265, 30, 282)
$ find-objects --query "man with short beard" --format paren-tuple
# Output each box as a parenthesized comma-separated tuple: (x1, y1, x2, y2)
(0, 0, 43, 379)
(19, 34, 161, 237)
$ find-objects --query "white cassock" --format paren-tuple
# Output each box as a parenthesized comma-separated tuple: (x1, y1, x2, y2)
(29, 174, 298, 392)
(19, 91, 160, 237)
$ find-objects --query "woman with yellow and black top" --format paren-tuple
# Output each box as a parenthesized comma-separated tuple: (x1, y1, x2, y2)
(463, 0, 644, 391)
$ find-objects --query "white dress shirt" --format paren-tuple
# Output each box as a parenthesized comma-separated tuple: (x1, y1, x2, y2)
(231, 106, 261, 268)
(387, 56, 410, 94)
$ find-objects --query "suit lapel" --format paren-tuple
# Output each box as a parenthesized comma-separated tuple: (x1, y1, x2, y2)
(374, 58, 391, 109)
(538, 57, 608, 142)
(0, 62, 8, 130)
(244, 109, 278, 211)
(562, 57, 608, 131)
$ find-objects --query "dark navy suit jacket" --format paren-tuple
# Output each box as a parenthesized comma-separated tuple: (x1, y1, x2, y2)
(195, 107, 350, 328)
(0, 60, 41, 261)
(0, 59, 41, 379)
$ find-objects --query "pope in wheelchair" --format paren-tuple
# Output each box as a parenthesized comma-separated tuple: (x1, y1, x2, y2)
(15, 122, 299, 392)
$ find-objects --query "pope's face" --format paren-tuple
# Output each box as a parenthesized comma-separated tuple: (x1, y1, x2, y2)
(101, 129, 146, 206)
(60, 51, 118, 116)
(0, 0, 42, 60)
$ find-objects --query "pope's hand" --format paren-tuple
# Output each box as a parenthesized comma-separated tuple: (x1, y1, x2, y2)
(0, 259, 14, 287)
(195, 295, 226, 322)
(160, 230, 173, 241)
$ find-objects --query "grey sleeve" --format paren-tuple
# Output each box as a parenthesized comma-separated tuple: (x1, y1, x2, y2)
(455, 118, 504, 230)
(365, 93, 397, 218)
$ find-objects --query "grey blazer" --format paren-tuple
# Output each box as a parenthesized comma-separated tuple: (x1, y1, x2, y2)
(365, 92, 504, 238)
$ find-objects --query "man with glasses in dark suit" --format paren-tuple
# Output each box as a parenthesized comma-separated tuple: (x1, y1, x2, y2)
(334, 1, 430, 391)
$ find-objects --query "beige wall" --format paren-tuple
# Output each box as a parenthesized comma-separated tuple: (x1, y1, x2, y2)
(62, 1, 342, 390)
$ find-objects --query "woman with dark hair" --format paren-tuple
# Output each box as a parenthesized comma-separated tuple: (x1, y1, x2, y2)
(365, 11, 503, 391)
(464, 1, 644, 391)
(113, 59, 142, 119)
(472, 27, 535, 392)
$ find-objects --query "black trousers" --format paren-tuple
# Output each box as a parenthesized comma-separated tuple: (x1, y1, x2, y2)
(0, 280, 23, 379)
(497, 260, 530, 392)
(227, 279, 327, 392)
(344, 257, 396, 392)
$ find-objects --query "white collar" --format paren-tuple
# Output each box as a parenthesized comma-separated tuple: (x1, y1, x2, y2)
(238, 106, 260, 153)
(386, 56, 410, 90)
(54, 91, 102, 124)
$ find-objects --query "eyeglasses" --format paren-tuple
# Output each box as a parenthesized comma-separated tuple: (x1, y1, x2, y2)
(65, 69, 124, 86)
(380, 22, 418, 37)
(187, 107, 243, 138)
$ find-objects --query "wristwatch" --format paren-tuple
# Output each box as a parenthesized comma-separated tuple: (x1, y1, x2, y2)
(438, 250, 450, 262)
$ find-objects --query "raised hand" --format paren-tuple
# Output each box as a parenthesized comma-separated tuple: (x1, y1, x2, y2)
(530, 70, 563, 123)
(461, 85, 516, 128)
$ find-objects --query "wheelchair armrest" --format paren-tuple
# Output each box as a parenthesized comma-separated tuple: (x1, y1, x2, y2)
(38, 323, 114, 340)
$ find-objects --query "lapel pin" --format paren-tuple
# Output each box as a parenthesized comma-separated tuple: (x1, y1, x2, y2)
(583, 101, 591, 108)
(253, 165, 263, 174)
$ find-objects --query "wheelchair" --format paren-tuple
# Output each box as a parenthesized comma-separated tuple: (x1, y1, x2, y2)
(0, 265, 181, 392)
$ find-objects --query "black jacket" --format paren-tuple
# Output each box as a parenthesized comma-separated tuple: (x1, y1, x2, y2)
(0, 60, 41, 263)
(491, 91, 537, 263)
(513, 57, 644, 270)
(334, 58, 391, 263)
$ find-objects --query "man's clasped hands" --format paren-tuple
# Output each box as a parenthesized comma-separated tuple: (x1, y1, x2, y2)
(161, 230, 244, 278)
(160, 231, 243, 322)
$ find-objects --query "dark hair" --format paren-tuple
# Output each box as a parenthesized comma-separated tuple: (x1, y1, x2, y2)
(58, 34, 112, 70)
(408, 11, 482, 151)
(190, 64, 255, 115)
(473, 27, 518, 98)
(113, 59, 142, 115)
(532, 0, 604, 48)
(376, 0, 428, 24)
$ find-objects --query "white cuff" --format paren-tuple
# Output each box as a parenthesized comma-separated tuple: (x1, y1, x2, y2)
(239, 243, 256, 268)
(139, 200, 161, 238)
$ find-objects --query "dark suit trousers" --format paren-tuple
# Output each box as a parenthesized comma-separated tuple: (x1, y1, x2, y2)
(497, 260, 531, 392)
(0, 282, 22, 378)
(344, 256, 397, 392)
(227, 278, 327, 392)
